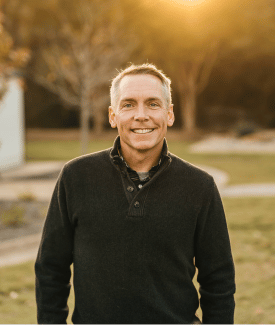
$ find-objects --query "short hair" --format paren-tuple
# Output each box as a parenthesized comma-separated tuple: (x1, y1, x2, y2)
(110, 63, 172, 109)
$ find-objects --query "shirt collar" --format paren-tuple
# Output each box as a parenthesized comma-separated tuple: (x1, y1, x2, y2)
(110, 136, 169, 169)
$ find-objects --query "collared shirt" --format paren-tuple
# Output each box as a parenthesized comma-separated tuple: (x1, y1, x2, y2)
(110, 136, 169, 190)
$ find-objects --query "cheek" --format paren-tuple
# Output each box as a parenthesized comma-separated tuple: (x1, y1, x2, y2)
(116, 120, 128, 130)
(154, 115, 168, 126)
(117, 115, 131, 126)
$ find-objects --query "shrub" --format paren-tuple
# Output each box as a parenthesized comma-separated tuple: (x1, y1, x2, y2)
(17, 192, 37, 202)
(1, 206, 25, 227)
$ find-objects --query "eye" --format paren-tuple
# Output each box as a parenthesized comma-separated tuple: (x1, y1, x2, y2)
(149, 102, 159, 109)
(119, 103, 133, 111)
(122, 103, 134, 109)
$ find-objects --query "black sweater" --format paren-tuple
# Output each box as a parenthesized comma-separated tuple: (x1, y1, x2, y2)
(35, 141, 235, 324)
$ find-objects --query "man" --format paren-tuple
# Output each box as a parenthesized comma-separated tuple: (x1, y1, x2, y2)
(35, 63, 235, 324)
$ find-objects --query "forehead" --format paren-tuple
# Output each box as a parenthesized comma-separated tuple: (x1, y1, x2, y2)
(118, 74, 164, 100)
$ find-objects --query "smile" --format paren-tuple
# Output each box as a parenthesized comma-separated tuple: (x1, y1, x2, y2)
(132, 129, 154, 134)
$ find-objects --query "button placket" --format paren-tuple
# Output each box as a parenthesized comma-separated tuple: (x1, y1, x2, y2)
(134, 201, 140, 208)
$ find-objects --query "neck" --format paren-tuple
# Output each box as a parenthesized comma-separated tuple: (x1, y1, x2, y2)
(120, 144, 162, 173)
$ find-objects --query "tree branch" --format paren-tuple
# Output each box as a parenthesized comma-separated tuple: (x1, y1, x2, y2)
(35, 75, 79, 107)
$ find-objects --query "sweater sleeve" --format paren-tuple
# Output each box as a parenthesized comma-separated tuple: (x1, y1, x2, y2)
(194, 178, 236, 324)
(35, 166, 74, 324)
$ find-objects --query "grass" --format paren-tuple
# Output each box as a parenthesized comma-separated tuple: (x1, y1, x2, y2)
(0, 262, 75, 324)
(168, 141, 275, 185)
(26, 140, 114, 162)
(1, 197, 275, 323)
(223, 197, 275, 324)
(26, 139, 275, 184)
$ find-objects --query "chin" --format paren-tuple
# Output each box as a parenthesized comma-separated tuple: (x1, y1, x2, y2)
(132, 142, 158, 152)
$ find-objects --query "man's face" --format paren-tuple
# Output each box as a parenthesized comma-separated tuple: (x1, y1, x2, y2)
(109, 74, 174, 155)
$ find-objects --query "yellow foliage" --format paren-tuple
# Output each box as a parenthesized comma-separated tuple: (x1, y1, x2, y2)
(61, 54, 72, 67)
(0, 10, 31, 69)
(8, 48, 31, 67)
(0, 26, 13, 61)
(47, 72, 57, 82)
(0, 10, 31, 99)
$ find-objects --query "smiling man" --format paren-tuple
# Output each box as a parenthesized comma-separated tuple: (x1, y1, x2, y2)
(109, 71, 174, 172)
(35, 64, 235, 324)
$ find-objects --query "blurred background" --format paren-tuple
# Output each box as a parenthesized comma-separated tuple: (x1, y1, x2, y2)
(1, 0, 275, 149)
(0, 0, 275, 323)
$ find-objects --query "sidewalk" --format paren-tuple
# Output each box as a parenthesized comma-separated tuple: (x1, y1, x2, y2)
(0, 161, 64, 201)
(190, 134, 275, 154)
(0, 161, 65, 267)
(0, 233, 41, 267)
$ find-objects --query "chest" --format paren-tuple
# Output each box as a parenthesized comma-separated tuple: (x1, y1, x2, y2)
(68, 173, 201, 256)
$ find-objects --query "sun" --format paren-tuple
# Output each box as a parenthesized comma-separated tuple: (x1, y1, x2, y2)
(142, 0, 214, 12)
(170, 0, 208, 7)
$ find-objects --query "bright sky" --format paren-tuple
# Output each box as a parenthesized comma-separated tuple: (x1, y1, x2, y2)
(142, 0, 233, 32)
(161, 0, 219, 19)
(170, 0, 208, 7)
(161, 0, 226, 23)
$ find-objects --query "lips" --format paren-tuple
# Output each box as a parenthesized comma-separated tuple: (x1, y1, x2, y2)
(131, 128, 154, 134)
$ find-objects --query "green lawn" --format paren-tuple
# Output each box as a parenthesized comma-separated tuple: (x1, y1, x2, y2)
(26, 139, 275, 184)
(26, 140, 114, 162)
(224, 197, 275, 324)
(1, 197, 275, 323)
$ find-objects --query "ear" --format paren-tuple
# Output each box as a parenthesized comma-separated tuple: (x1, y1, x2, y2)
(109, 106, 117, 128)
(167, 104, 175, 127)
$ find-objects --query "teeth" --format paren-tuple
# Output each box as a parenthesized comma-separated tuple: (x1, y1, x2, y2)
(132, 129, 153, 134)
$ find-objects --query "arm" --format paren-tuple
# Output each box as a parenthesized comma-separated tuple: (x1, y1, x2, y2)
(35, 167, 74, 324)
(195, 178, 236, 324)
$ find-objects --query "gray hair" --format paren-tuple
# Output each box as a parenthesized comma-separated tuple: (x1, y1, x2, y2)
(110, 63, 172, 109)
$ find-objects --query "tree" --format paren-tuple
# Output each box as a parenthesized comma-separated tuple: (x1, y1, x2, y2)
(3, 0, 139, 154)
(125, 0, 275, 134)
(33, 0, 138, 154)
(0, 8, 30, 101)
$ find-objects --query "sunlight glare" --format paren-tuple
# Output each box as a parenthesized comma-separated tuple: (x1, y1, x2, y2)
(171, 0, 208, 8)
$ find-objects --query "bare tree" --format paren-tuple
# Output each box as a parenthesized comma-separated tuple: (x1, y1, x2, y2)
(128, 0, 275, 134)
(175, 42, 220, 133)
(30, 0, 137, 154)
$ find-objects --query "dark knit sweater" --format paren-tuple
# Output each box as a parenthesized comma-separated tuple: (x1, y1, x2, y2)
(35, 139, 235, 324)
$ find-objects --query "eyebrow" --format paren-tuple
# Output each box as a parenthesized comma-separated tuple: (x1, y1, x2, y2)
(120, 97, 163, 104)
(145, 97, 162, 103)
(120, 98, 137, 103)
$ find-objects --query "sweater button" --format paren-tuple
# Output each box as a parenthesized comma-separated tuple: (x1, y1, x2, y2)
(127, 186, 134, 192)
(134, 201, 140, 208)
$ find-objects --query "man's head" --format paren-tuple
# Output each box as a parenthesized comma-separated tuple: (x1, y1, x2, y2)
(110, 63, 172, 110)
(109, 63, 174, 156)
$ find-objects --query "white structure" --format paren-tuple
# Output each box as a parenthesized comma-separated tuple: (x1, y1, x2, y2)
(0, 78, 25, 172)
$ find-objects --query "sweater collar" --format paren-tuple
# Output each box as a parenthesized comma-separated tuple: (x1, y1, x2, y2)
(110, 136, 169, 168)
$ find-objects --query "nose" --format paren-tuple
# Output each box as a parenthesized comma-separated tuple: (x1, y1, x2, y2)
(134, 104, 149, 121)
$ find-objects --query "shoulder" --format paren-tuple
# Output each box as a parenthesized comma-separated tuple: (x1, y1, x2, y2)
(168, 152, 214, 188)
(61, 148, 111, 176)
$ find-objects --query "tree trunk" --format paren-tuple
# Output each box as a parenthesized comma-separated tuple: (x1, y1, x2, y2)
(80, 100, 90, 155)
(258, 92, 269, 126)
(177, 46, 219, 134)
(180, 87, 197, 134)
(93, 109, 105, 135)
